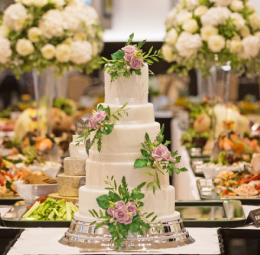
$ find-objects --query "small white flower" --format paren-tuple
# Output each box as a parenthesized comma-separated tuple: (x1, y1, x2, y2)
(230, 0, 244, 12)
(201, 26, 218, 41)
(230, 13, 245, 31)
(56, 44, 71, 62)
(165, 28, 178, 45)
(240, 26, 250, 38)
(201, 7, 231, 27)
(0, 25, 10, 38)
(162, 44, 175, 62)
(208, 35, 225, 52)
(41, 44, 56, 60)
(0, 38, 12, 64)
(176, 10, 192, 25)
(249, 12, 260, 30)
(28, 27, 42, 43)
(70, 41, 92, 64)
(194, 5, 208, 16)
(16, 38, 34, 56)
(240, 35, 260, 59)
(182, 19, 198, 33)
(209, 0, 232, 6)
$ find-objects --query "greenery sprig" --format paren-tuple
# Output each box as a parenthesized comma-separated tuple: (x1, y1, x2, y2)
(89, 176, 161, 250)
(98, 33, 164, 82)
(134, 124, 187, 194)
(76, 103, 130, 152)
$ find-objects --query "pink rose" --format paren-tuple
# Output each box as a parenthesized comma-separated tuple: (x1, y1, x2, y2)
(130, 56, 143, 69)
(121, 45, 137, 55)
(89, 117, 98, 130)
(152, 144, 169, 161)
(164, 150, 172, 161)
(115, 201, 125, 209)
(124, 53, 133, 62)
(107, 207, 116, 217)
(92, 110, 107, 124)
(126, 202, 137, 217)
(114, 208, 132, 224)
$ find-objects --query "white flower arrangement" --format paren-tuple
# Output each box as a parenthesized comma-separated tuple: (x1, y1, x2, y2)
(0, 0, 103, 76)
(163, 0, 260, 77)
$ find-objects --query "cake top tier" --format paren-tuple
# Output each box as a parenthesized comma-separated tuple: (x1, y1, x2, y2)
(105, 64, 148, 105)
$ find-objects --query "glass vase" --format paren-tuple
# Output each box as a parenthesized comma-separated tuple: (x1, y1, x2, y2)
(55, 72, 69, 99)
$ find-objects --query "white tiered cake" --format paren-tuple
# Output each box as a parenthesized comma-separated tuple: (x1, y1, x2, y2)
(74, 64, 180, 223)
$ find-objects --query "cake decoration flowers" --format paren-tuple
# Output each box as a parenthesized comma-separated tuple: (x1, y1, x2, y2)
(98, 33, 164, 82)
(134, 124, 187, 193)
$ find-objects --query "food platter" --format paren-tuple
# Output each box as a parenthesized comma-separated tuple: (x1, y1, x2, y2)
(0, 195, 23, 205)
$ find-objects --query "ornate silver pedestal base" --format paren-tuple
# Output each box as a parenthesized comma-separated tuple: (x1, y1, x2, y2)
(59, 218, 195, 251)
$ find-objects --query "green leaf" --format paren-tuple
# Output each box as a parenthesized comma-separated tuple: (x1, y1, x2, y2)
(122, 176, 127, 189)
(146, 212, 154, 218)
(111, 50, 125, 61)
(148, 46, 153, 55)
(153, 185, 156, 194)
(105, 187, 114, 190)
(137, 193, 145, 199)
(136, 182, 146, 191)
(90, 221, 96, 225)
(134, 159, 149, 169)
(102, 57, 110, 62)
(95, 221, 106, 230)
(118, 112, 122, 118)
(96, 195, 111, 210)
(141, 149, 148, 157)
(88, 210, 95, 218)
(100, 210, 104, 217)
(156, 173, 161, 189)
(121, 102, 128, 109)
(103, 124, 114, 135)
(97, 104, 104, 110)
(108, 224, 116, 232)
(143, 172, 153, 176)
(137, 40, 146, 50)
(137, 201, 144, 207)
(132, 215, 140, 222)
(145, 133, 150, 143)
(112, 115, 119, 120)
(130, 222, 140, 232)
(151, 215, 157, 222)
(107, 106, 111, 116)
(151, 56, 159, 62)
(92, 209, 99, 217)
(135, 69, 141, 75)
(126, 33, 134, 46)
(114, 180, 117, 191)
(147, 182, 154, 188)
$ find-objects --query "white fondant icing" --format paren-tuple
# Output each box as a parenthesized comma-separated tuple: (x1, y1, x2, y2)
(69, 135, 88, 159)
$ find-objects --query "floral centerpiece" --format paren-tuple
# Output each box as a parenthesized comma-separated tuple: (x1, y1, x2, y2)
(89, 176, 160, 250)
(0, 0, 103, 76)
(162, 0, 260, 77)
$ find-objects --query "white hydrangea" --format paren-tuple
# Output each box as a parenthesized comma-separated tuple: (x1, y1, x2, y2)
(209, 0, 232, 7)
(62, 6, 82, 32)
(55, 44, 71, 62)
(176, 10, 192, 25)
(175, 32, 202, 58)
(240, 35, 260, 59)
(201, 26, 218, 41)
(16, 38, 34, 56)
(194, 6, 208, 16)
(249, 12, 260, 30)
(208, 35, 225, 52)
(162, 44, 175, 62)
(165, 28, 178, 45)
(182, 19, 199, 33)
(3, 3, 28, 32)
(201, 7, 231, 27)
(184, 0, 199, 10)
(70, 41, 92, 64)
(230, 13, 246, 30)
(80, 5, 99, 27)
(166, 7, 178, 29)
(67, 0, 84, 8)
(0, 38, 12, 64)
(39, 10, 64, 39)
(230, 0, 244, 12)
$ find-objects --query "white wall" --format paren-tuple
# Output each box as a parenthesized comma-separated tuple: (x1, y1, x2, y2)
(104, 0, 173, 42)
(251, 0, 260, 13)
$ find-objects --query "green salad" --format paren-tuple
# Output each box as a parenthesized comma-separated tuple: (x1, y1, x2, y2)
(23, 198, 78, 221)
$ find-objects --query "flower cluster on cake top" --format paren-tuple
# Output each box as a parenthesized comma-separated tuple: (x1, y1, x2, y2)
(99, 33, 164, 82)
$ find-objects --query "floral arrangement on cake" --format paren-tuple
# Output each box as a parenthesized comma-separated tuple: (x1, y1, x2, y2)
(162, 0, 260, 77)
(89, 176, 160, 250)
(76, 103, 130, 152)
(134, 124, 187, 193)
(99, 33, 164, 81)
(0, 0, 103, 76)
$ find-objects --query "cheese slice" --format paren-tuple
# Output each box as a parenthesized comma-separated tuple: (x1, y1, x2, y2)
(64, 157, 86, 176)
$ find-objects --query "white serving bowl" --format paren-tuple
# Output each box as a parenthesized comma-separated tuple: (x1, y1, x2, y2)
(16, 162, 61, 178)
(202, 165, 224, 179)
(14, 181, 58, 203)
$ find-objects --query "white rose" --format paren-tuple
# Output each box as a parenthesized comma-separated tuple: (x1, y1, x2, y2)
(70, 41, 92, 64)
(41, 44, 56, 59)
(166, 7, 177, 28)
(229, 39, 242, 53)
(240, 35, 260, 59)
(249, 12, 260, 30)
(34, 0, 48, 7)
(176, 10, 192, 25)
(56, 44, 71, 62)
(165, 28, 178, 45)
(0, 38, 12, 64)
(208, 35, 225, 52)
(231, 13, 246, 30)
(16, 38, 34, 56)
(230, 0, 244, 12)
(246, 1, 255, 11)
(182, 19, 198, 33)
(240, 26, 250, 38)
(63, 6, 82, 32)
(201, 26, 218, 41)
(162, 44, 175, 62)
(201, 7, 231, 27)
(209, 0, 232, 6)
(184, 0, 199, 10)
(0, 25, 10, 38)
(3, 3, 28, 32)
(254, 31, 260, 41)
(39, 10, 64, 39)
(22, 0, 34, 6)
(194, 6, 208, 16)
(28, 27, 42, 42)
(176, 32, 202, 58)
(74, 32, 87, 41)
(50, 0, 65, 7)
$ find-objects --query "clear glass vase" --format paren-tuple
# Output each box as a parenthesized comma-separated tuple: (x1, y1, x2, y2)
(55, 72, 69, 99)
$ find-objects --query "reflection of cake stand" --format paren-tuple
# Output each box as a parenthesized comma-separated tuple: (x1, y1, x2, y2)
(59, 213, 195, 251)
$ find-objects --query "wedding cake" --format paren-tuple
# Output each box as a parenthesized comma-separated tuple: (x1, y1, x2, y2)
(74, 64, 179, 223)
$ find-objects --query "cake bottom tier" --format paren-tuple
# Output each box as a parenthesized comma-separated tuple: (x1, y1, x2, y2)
(77, 185, 176, 222)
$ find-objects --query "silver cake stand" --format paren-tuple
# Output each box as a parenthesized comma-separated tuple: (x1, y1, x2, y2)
(59, 217, 195, 251)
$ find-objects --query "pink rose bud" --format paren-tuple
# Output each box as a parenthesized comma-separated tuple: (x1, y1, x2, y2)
(126, 65, 131, 71)
(130, 56, 143, 69)
(121, 45, 137, 54)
